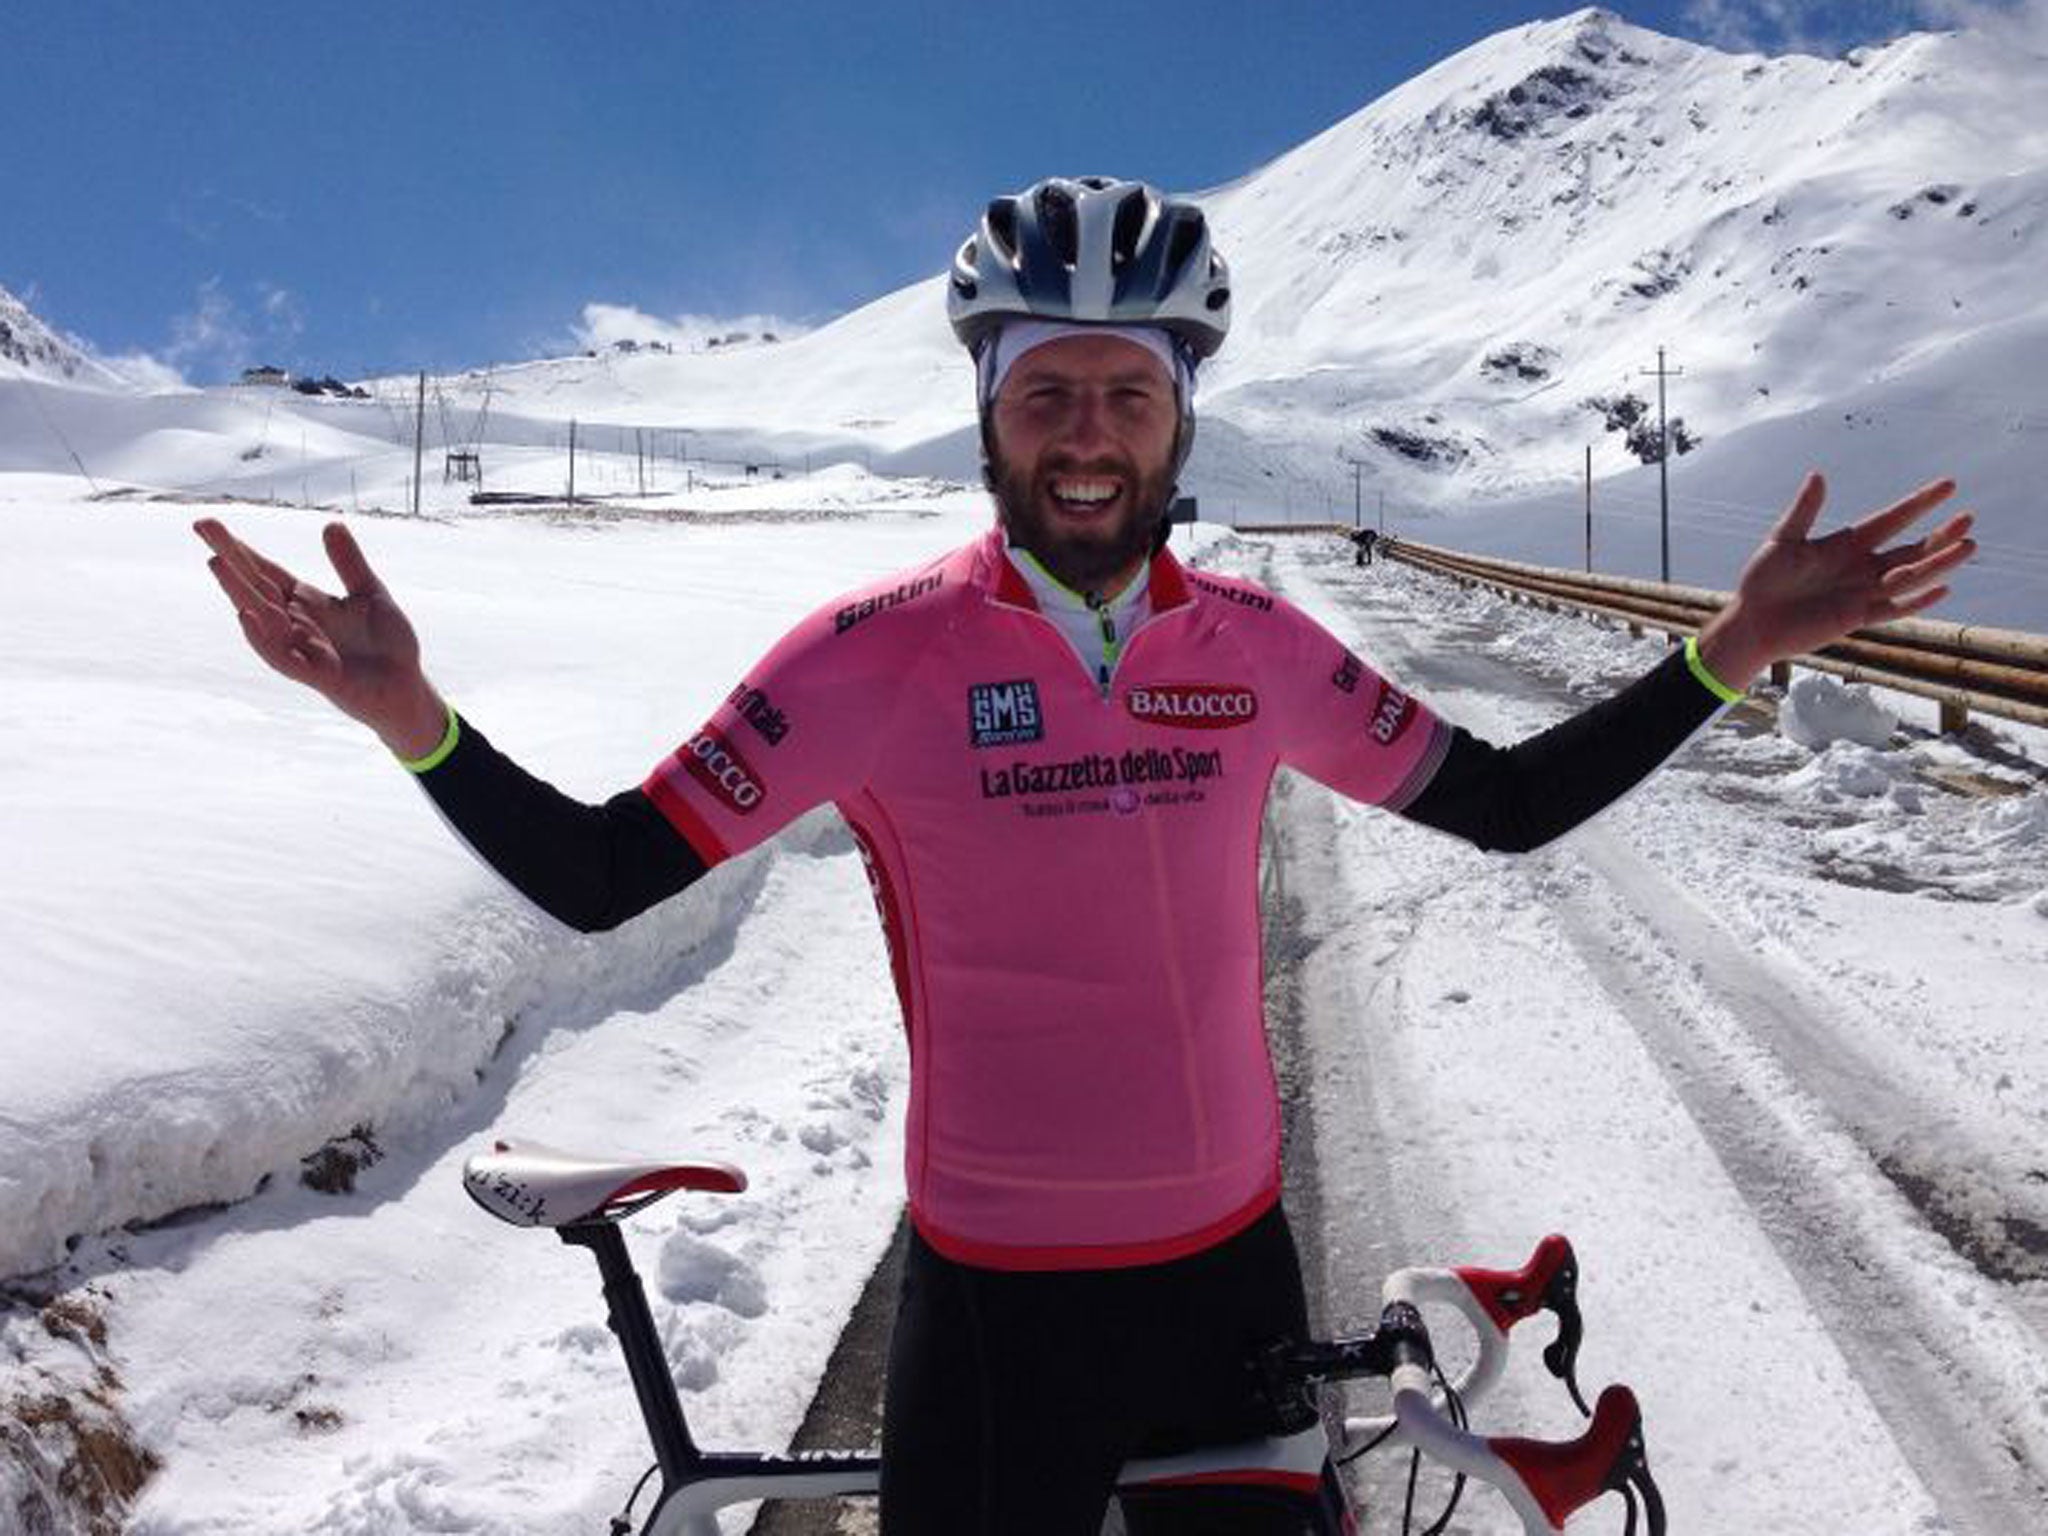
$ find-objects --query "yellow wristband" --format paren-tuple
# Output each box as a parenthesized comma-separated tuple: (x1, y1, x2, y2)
(1684, 636, 1745, 705)
(397, 704, 461, 773)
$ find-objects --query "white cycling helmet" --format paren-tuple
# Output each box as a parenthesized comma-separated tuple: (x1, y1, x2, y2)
(947, 176, 1231, 362)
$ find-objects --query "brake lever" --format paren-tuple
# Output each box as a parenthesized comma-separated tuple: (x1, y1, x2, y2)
(1481, 1383, 1665, 1536)
(1608, 1415, 1666, 1536)
(1453, 1233, 1589, 1416)
(1537, 1246, 1590, 1418)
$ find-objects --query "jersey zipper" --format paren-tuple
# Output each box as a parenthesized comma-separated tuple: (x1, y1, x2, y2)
(1086, 593, 1123, 699)
(999, 546, 1178, 702)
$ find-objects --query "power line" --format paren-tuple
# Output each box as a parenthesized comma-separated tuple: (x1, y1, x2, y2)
(16, 379, 100, 493)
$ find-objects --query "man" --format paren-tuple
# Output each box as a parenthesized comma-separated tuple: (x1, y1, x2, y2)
(195, 176, 1974, 1534)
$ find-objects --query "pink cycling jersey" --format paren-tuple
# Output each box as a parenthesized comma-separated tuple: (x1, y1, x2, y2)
(644, 527, 1451, 1270)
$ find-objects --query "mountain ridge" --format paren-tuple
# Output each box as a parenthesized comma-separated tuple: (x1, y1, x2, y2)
(393, 6, 2043, 514)
(1192, 7, 2047, 503)
(0, 285, 124, 388)
(4, 5, 2043, 585)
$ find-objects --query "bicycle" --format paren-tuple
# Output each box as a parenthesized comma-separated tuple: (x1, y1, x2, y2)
(463, 1140, 1668, 1536)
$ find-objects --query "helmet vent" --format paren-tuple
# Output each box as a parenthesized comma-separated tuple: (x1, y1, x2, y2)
(1206, 287, 1230, 311)
(1037, 184, 1080, 268)
(1110, 190, 1147, 271)
(984, 202, 1019, 263)
(1164, 212, 1205, 281)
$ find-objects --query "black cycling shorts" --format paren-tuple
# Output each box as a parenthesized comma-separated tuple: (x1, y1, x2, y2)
(878, 1202, 1336, 1535)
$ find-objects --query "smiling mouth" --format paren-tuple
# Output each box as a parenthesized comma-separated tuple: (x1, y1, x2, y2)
(1047, 475, 1124, 513)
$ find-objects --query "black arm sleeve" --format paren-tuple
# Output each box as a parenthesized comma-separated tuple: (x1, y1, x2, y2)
(1398, 647, 1724, 853)
(412, 714, 708, 933)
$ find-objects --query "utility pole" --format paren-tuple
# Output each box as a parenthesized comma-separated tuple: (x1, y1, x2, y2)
(636, 428, 646, 497)
(1352, 461, 1363, 528)
(1377, 490, 1385, 534)
(568, 419, 578, 505)
(411, 371, 425, 518)
(1640, 346, 1683, 582)
(1584, 444, 1593, 573)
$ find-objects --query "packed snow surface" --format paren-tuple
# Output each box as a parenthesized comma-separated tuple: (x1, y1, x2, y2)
(3, 8, 2046, 1531)
(3, 474, 2043, 1534)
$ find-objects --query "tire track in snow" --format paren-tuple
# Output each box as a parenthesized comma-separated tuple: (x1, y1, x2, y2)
(1258, 535, 2048, 1534)
(1551, 833, 2048, 1533)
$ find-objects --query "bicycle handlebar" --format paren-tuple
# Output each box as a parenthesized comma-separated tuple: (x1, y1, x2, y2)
(1276, 1235, 1663, 1534)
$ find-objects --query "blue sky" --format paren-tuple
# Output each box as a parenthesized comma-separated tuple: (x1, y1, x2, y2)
(5, 1, 1943, 383)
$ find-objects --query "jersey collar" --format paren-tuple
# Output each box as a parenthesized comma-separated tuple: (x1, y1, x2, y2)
(976, 525, 1193, 616)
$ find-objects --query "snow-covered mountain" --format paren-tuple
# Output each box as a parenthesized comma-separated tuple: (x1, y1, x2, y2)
(1196, 6, 2048, 504)
(412, 7, 2048, 506)
(3, 8, 2043, 619)
(0, 284, 125, 388)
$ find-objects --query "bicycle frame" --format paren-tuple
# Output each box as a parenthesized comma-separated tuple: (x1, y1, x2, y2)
(564, 1220, 1345, 1536)
(465, 1140, 1665, 1536)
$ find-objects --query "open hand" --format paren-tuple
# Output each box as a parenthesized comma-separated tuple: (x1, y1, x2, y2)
(194, 519, 448, 757)
(1698, 474, 1976, 688)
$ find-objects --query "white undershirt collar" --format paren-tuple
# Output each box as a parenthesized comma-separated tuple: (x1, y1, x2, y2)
(1008, 545, 1152, 690)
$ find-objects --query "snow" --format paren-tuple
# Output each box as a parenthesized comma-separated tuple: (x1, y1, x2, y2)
(6, 474, 2043, 1534)
(4, 7, 2047, 1533)
(1777, 673, 1899, 749)
(1240, 537, 2048, 1528)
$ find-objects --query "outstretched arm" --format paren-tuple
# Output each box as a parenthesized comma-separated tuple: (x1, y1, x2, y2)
(1400, 650, 1716, 852)
(194, 518, 704, 931)
(413, 714, 707, 933)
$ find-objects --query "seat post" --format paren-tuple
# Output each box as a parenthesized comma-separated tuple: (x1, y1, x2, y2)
(559, 1221, 701, 1484)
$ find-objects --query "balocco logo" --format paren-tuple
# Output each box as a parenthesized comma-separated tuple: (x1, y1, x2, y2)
(1125, 684, 1259, 730)
(683, 728, 766, 814)
(1369, 681, 1417, 747)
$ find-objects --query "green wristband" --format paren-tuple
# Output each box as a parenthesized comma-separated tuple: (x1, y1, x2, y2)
(397, 703, 461, 773)
(1684, 636, 1745, 705)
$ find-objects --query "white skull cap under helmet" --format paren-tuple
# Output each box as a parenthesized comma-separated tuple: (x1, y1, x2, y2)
(979, 320, 1182, 410)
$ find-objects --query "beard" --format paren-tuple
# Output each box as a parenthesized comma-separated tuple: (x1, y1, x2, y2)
(990, 447, 1177, 598)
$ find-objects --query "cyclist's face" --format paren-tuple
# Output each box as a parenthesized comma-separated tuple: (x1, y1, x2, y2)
(988, 333, 1179, 596)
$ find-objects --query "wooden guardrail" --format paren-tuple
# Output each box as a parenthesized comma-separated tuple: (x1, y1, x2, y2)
(1367, 536, 2048, 734)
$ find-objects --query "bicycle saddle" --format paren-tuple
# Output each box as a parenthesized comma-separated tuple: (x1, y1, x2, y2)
(463, 1139, 747, 1228)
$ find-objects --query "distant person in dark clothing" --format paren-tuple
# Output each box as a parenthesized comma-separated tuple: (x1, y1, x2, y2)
(1350, 527, 1378, 566)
